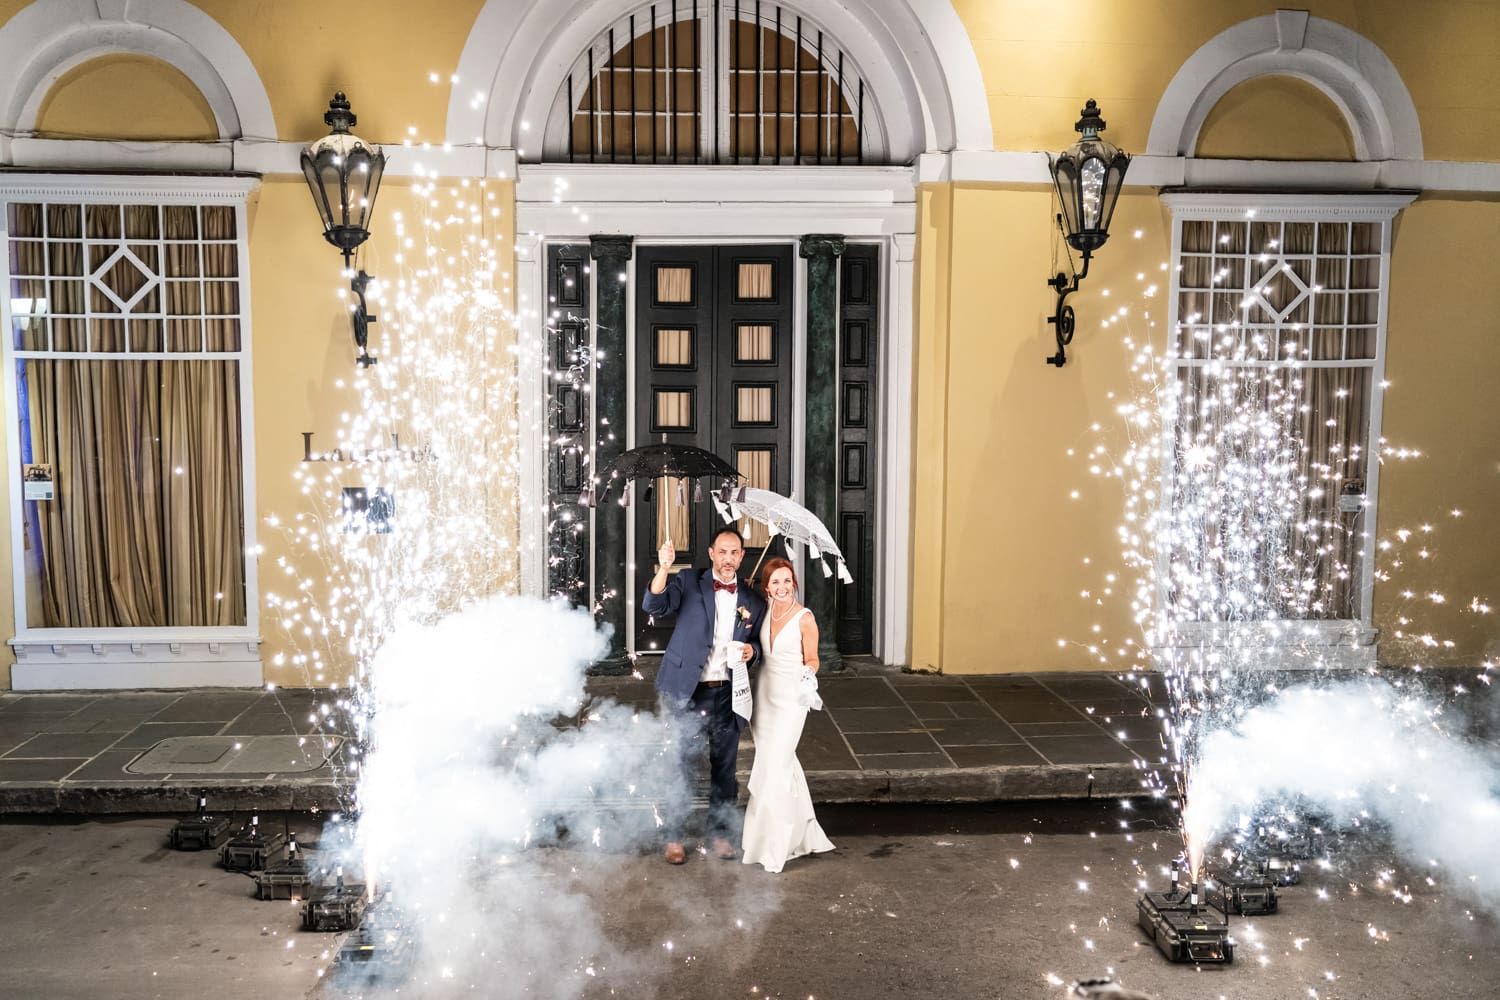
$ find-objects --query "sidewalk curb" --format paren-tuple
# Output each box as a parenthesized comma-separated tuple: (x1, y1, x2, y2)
(0, 782, 346, 815)
(807, 762, 1143, 802)
(0, 762, 1147, 815)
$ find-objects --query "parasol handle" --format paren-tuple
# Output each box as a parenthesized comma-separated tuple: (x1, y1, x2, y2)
(747, 543, 772, 586)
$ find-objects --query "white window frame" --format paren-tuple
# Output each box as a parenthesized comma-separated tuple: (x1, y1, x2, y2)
(1158, 191, 1415, 669)
(0, 174, 261, 689)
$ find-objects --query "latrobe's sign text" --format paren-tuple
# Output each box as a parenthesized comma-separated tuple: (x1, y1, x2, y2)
(301, 432, 436, 464)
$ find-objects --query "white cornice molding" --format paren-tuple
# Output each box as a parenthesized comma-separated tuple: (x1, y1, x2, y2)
(8, 137, 238, 172)
(920, 150, 1500, 194)
(2, 138, 517, 180)
(516, 163, 914, 204)
(5, 140, 1498, 196)
(0, 172, 257, 201)
(1159, 190, 1418, 219)
(516, 202, 914, 239)
(513, 162, 916, 237)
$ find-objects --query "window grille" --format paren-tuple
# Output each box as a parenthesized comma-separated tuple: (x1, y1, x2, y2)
(553, 1, 877, 165)
(1166, 207, 1394, 627)
(5, 198, 249, 629)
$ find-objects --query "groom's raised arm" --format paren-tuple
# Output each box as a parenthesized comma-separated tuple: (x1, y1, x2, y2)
(642, 568, 686, 619)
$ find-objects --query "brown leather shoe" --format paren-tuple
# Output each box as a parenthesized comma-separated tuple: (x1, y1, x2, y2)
(663, 842, 687, 865)
(710, 837, 738, 861)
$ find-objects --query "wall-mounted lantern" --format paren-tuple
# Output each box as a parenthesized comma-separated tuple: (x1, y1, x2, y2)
(302, 92, 386, 366)
(1046, 99, 1129, 367)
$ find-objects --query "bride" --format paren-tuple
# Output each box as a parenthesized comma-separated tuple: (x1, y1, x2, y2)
(742, 557, 835, 873)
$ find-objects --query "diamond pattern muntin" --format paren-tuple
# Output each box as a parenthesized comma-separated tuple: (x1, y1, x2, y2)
(91, 246, 159, 313)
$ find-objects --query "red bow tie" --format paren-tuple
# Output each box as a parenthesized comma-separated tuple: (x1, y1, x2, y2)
(713, 580, 737, 594)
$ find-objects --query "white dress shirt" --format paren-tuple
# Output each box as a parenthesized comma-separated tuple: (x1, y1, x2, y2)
(700, 578, 738, 682)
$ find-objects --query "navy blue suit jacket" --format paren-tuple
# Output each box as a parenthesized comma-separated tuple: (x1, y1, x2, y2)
(641, 568, 766, 729)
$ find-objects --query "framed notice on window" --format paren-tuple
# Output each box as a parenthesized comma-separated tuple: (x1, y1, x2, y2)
(22, 463, 53, 501)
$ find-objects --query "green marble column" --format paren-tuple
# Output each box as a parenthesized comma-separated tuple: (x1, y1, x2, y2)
(590, 235, 633, 673)
(800, 234, 846, 671)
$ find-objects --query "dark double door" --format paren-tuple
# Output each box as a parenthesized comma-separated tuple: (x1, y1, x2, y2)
(633, 245, 793, 652)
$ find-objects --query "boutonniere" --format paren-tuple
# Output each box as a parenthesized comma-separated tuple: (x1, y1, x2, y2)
(736, 606, 751, 625)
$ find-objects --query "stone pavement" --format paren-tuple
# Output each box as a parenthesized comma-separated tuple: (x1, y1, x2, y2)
(0, 664, 1488, 814)
(0, 668, 1169, 813)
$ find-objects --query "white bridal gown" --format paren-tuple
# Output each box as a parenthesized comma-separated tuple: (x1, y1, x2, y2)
(742, 607, 835, 873)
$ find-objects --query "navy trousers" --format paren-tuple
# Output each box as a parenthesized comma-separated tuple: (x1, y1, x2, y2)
(666, 682, 741, 842)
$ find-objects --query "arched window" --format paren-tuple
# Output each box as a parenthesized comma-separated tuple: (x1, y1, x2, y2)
(544, 1, 883, 165)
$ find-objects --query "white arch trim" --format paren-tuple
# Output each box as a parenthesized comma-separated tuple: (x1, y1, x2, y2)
(0, 0, 276, 158)
(1147, 9, 1422, 161)
(447, 0, 992, 162)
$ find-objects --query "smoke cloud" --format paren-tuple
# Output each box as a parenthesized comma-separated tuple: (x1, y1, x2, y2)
(329, 596, 778, 997)
(1182, 679, 1500, 912)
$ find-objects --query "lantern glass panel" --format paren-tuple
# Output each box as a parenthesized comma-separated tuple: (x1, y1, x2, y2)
(1080, 157, 1106, 230)
(353, 153, 385, 230)
(317, 158, 348, 227)
(301, 157, 334, 231)
(1052, 157, 1081, 240)
(1099, 157, 1128, 235)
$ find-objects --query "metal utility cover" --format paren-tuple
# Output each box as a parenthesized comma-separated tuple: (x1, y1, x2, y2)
(127, 736, 341, 775)
(166, 740, 234, 764)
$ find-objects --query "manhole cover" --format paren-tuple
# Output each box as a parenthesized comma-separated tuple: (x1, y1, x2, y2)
(165, 740, 234, 765)
(127, 736, 342, 775)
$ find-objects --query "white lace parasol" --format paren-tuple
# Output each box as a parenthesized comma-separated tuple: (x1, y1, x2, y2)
(713, 488, 854, 584)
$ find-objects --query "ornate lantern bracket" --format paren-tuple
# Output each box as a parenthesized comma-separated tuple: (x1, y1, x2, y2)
(1045, 100, 1129, 368)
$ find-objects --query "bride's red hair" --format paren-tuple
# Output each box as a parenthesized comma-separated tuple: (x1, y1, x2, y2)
(759, 556, 799, 597)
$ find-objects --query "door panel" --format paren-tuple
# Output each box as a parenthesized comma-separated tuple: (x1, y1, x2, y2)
(545, 243, 591, 606)
(634, 245, 793, 652)
(836, 244, 879, 654)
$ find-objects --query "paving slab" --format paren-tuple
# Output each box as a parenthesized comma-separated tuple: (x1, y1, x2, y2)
(3, 732, 122, 758)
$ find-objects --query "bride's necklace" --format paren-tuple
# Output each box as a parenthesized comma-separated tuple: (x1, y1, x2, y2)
(771, 598, 799, 623)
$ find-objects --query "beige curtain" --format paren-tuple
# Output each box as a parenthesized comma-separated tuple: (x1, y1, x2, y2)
(1291, 365, 1367, 619)
(26, 356, 245, 627)
(1172, 362, 1365, 623)
(654, 476, 691, 555)
(17, 203, 246, 627)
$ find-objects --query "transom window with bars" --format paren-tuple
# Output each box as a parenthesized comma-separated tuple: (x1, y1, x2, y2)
(550, 0, 879, 165)
(1165, 205, 1397, 630)
(5, 197, 249, 630)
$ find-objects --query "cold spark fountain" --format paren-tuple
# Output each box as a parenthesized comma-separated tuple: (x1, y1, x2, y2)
(264, 90, 782, 997)
(1067, 215, 1495, 980)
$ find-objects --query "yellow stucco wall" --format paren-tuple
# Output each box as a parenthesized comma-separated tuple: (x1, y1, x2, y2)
(0, 1, 1496, 685)
(1375, 196, 1500, 667)
(35, 54, 219, 141)
(1196, 76, 1356, 161)
(189, 0, 484, 143)
(249, 177, 518, 689)
(955, 0, 1500, 163)
(911, 185, 1162, 673)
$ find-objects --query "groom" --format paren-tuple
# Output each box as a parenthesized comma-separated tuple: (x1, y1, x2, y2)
(642, 524, 767, 864)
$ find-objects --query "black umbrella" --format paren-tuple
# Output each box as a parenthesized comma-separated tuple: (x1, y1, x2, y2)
(580, 443, 742, 508)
